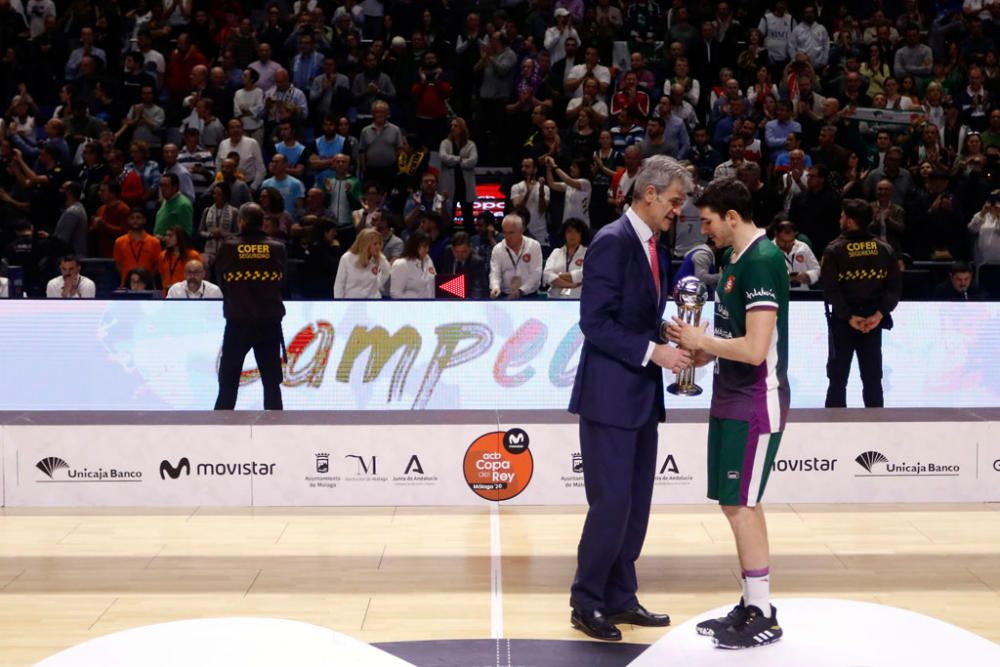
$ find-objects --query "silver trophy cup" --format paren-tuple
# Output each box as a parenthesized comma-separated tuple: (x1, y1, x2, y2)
(664, 276, 708, 396)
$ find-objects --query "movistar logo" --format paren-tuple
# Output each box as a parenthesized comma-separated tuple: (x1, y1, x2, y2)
(160, 458, 191, 479)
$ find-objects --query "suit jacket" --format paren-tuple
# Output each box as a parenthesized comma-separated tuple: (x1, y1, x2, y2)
(439, 247, 489, 299)
(569, 214, 669, 429)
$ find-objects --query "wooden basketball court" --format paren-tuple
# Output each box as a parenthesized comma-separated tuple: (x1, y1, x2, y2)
(2, 502, 999, 665)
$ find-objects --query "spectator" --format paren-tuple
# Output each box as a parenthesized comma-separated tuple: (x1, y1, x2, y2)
(334, 227, 391, 298)
(249, 43, 281, 93)
(772, 219, 820, 290)
(373, 212, 404, 263)
(418, 212, 452, 268)
(545, 8, 580, 64)
(198, 182, 240, 270)
(894, 25, 933, 81)
(713, 136, 746, 180)
(543, 218, 587, 299)
(638, 115, 690, 160)
(411, 51, 452, 151)
(46, 255, 95, 299)
(931, 261, 986, 301)
(403, 171, 448, 231)
(119, 268, 154, 293)
(789, 4, 829, 69)
(217, 119, 265, 190)
(53, 181, 89, 258)
(545, 155, 592, 227)
(300, 218, 344, 299)
(511, 157, 552, 248)
(359, 101, 405, 190)
(738, 161, 782, 227)
(217, 155, 254, 207)
(166, 259, 222, 299)
(310, 56, 351, 128)
(166, 34, 209, 107)
(864, 148, 915, 205)
(870, 179, 906, 254)
(158, 225, 201, 294)
(177, 129, 216, 199)
(154, 172, 194, 237)
(476, 31, 517, 163)
(91, 181, 131, 259)
(439, 231, 488, 298)
(969, 192, 1000, 268)
(117, 85, 165, 151)
(438, 118, 478, 228)
(264, 67, 309, 127)
(764, 100, 801, 153)
(261, 154, 305, 216)
(758, 1, 795, 73)
(233, 68, 265, 143)
(567, 46, 611, 101)
(789, 164, 842, 254)
(352, 51, 396, 126)
(160, 144, 195, 203)
(490, 214, 543, 299)
(390, 230, 436, 299)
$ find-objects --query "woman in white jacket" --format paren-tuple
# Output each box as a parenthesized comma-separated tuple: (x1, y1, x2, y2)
(544, 218, 587, 299)
(438, 117, 478, 227)
(390, 231, 437, 299)
(334, 227, 391, 298)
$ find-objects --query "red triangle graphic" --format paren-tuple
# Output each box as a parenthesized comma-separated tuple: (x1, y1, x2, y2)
(439, 274, 466, 299)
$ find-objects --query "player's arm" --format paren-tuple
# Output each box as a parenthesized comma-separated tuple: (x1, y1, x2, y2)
(669, 308, 776, 366)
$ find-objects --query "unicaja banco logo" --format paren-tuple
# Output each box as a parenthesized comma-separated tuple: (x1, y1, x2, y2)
(160, 458, 191, 479)
(36, 457, 69, 479)
(855, 451, 888, 473)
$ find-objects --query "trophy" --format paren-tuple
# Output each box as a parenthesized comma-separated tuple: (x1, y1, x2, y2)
(663, 276, 708, 396)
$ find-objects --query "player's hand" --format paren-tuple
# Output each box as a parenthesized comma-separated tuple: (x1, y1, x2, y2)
(651, 344, 692, 373)
(667, 316, 709, 350)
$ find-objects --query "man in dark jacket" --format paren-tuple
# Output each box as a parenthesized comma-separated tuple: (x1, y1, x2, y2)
(214, 202, 288, 410)
(789, 164, 842, 256)
(821, 199, 902, 408)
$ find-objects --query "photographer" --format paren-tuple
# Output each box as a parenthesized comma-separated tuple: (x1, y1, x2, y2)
(214, 203, 288, 411)
(970, 191, 1000, 268)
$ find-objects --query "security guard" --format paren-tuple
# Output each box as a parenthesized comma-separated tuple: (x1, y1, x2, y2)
(214, 203, 288, 410)
(820, 199, 902, 408)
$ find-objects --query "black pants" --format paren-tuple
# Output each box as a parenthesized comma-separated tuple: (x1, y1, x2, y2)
(215, 319, 284, 410)
(825, 316, 883, 408)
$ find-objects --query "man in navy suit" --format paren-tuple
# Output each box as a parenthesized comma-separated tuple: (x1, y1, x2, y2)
(568, 155, 694, 641)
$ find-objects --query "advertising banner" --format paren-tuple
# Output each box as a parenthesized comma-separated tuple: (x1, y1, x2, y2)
(1, 301, 999, 411)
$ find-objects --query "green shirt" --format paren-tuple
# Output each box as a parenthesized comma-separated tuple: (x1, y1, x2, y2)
(154, 194, 194, 237)
(711, 232, 790, 431)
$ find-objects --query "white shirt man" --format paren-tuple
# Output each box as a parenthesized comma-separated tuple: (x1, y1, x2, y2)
(510, 159, 551, 247)
(773, 223, 820, 290)
(758, 6, 795, 63)
(166, 259, 223, 298)
(0, 276, 8, 298)
(789, 10, 830, 68)
(567, 55, 611, 99)
(46, 258, 96, 298)
(489, 215, 543, 298)
(216, 121, 265, 189)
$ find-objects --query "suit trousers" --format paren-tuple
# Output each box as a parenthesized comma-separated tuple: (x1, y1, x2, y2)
(214, 319, 284, 411)
(570, 413, 659, 614)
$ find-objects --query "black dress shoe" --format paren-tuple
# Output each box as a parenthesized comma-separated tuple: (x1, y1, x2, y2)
(570, 608, 622, 641)
(606, 604, 671, 627)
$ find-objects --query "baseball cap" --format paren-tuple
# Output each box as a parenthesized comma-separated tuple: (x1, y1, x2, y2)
(554, 8, 570, 17)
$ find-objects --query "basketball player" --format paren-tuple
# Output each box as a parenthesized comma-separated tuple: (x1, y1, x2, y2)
(667, 178, 790, 649)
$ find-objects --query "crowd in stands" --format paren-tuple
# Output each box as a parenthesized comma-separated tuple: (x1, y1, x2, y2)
(0, 0, 999, 301)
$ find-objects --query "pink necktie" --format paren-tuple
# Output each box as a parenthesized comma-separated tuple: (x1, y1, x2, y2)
(648, 236, 660, 299)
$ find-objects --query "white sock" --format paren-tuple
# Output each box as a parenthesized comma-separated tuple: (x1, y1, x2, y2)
(743, 568, 771, 616)
(740, 575, 748, 605)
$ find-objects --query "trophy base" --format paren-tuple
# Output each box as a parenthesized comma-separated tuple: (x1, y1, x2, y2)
(667, 383, 703, 397)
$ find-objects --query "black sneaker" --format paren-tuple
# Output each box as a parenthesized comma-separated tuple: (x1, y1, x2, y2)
(712, 604, 782, 650)
(695, 599, 748, 637)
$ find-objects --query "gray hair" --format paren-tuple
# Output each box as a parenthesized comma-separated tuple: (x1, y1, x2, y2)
(501, 213, 525, 232)
(239, 202, 266, 231)
(631, 155, 694, 203)
(737, 161, 761, 180)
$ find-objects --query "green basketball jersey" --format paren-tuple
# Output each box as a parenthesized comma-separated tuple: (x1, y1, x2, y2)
(711, 232, 790, 432)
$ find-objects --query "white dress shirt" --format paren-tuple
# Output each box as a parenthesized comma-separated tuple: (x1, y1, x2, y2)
(216, 136, 265, 189)
(489, 236, 543, 296)
(46, 275, 96, 299)
(390, 257, 436, 299)
(774, 238, 820, 289)
(166, 279, 223, 299)
(334, 251, 391, 298)
(625, 207, 659, 366)
(543, 244, 587, 298)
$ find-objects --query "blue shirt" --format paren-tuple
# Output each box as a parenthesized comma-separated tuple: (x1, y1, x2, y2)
(261, 175, 305, 214)
(312, 134, 345, 185)
(275, 141, 306, 168)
